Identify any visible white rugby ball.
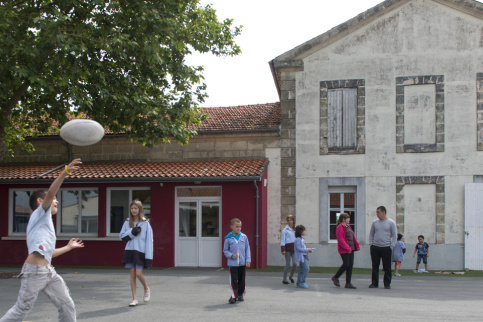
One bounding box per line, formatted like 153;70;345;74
60;119;105;146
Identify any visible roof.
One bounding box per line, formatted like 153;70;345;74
193;103;281;133
36;102;281;137
0;159;269;183
269;0;483;97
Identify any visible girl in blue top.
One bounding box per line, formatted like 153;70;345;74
294;225;313;288
280;214;296;284
120;200;153;306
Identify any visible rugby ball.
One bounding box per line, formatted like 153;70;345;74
60;119;105;146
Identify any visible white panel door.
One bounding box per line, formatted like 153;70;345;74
176;200;221;267
464;183;483;270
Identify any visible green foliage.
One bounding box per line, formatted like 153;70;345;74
0;0;241;158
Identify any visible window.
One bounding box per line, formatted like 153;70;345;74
58;189;99;235
320;79;365;155
107;188;150;234
328;88;357;149
328;192;356;242
10;190;32;234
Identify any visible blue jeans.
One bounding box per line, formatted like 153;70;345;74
283;251;296;280
297;260;309;285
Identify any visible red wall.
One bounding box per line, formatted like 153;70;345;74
0;177;268;268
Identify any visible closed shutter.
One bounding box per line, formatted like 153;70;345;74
328;88;357;148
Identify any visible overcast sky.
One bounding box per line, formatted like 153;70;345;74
187;0;482;108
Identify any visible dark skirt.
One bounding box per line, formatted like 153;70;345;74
122;250;152;268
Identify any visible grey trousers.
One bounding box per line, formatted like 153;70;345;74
283;251;296;280
0;263;76;322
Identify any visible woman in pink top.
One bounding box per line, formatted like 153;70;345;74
331;213;360;289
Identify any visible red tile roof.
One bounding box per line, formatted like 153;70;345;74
37;103;281;137
193;103;281;132
0;159;269;183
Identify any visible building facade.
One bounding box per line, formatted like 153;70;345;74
268;0;483;270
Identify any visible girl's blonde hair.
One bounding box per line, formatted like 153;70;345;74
286;214;295;227
129;200;144;228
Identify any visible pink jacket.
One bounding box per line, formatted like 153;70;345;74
336;224;360;254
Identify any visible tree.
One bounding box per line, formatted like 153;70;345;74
0;0;241;159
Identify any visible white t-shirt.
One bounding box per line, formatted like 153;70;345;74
26;204;56;263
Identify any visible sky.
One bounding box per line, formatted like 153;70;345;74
188;0;483;108
186;0;388;107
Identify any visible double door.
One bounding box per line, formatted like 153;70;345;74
175;198;221;267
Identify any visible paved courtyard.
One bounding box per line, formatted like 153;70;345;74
0;267;480;321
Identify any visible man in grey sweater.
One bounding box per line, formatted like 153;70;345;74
369;206;397;289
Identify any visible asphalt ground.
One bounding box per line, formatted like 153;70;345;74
0;267;481;322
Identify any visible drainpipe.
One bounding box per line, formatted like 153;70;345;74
253;180;259;269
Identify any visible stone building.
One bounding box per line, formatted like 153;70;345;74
268;0;483;270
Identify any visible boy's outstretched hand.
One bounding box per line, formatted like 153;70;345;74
66;158;82;175
67;238;84;250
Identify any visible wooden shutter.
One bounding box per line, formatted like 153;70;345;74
328;88;357;148
328;89;342;148
342;88;357;148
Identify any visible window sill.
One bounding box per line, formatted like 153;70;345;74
2;236;121;242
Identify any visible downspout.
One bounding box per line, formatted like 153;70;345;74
253;180;259;269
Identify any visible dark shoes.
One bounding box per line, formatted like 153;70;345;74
345;283;356;289
331;276;340;287
282;280;290;284
228;297;236;304
384;285;391;289
237;295;244;301
289;277;295;284
369;284;378;288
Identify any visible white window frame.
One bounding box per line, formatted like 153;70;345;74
328;186;356;244
57;187;99;237
106;187;150;237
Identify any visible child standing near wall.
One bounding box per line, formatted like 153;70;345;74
294;225;313;288
413;235;429;272
392;233;406;276
223;218;251;304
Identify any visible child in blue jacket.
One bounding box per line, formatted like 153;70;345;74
120;200;153;306
294;225;313;288
223;218;251;304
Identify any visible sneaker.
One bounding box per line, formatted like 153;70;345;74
282;280;290;284
289;277;295;284
144;288;150;302
395;273;401;277
345;283;356;289
237;295;244;301
129;299;138;306
296;283;308;288
331;276;340;287
369;284;378;288
228;297;236;304
384;285;391;289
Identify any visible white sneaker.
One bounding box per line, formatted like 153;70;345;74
395;273;401;277
144;288;150;302
129;299;138;306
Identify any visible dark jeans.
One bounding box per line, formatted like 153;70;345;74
334;252;354;283
229;266;246;299
370;245;392;287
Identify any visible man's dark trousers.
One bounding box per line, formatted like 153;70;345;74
370;245;392;287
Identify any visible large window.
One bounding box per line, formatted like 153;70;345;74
108;188;150;234
329;192;356;242
59;189;99;235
